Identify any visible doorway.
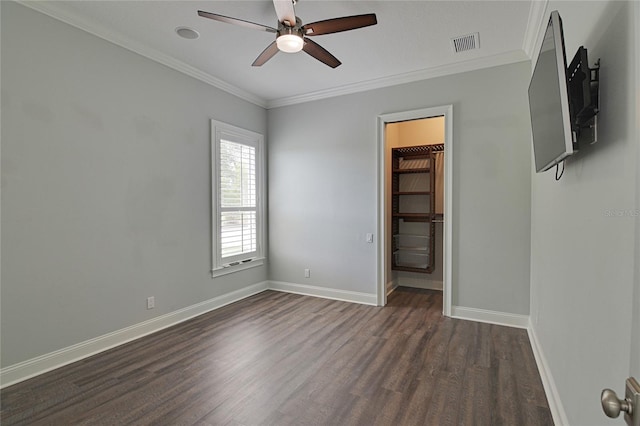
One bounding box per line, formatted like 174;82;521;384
377;105;453;315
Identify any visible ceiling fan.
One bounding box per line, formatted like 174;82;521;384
197;0;377;68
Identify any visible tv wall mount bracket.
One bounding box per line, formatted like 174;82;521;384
568;46;600;146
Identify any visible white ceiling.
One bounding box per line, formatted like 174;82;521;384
22;1;545;108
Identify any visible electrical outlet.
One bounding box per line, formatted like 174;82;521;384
304;268;310;278
147;296;155;310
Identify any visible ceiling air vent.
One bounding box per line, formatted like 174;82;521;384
451;32;479;53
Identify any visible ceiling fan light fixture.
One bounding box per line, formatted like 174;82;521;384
276;34;304;53
197;7;377;67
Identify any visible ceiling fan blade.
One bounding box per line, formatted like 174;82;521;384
273;0;296;26
252;41;280;67
198;10;277;33
303;14;377;36
302;38;341;68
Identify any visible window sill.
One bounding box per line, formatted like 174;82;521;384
211;257;265;278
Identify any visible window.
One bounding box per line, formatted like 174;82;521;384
211;120;265;277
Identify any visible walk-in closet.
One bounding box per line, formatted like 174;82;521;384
386;116;445;292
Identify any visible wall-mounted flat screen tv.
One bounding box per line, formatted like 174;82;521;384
528;10;575;173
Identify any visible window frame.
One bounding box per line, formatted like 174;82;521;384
210;120;265;278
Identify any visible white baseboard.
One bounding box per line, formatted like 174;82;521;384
268;280;378;306
396;275;443;291
0;282;545;397
0;280;376;388
450;307;566;425
0;281;269;389
450;305;529;329
527;320;569;426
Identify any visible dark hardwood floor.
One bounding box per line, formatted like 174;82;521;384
1;288;553;425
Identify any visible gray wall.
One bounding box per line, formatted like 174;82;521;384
1;2;268;367
268;61;533;314
529;1;638;425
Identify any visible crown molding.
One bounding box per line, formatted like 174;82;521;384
266;49;529;109
17;0;535;112
522;0;549;59
15;0;268;109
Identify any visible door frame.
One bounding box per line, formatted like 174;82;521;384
376;105;453;315
632;0;640;377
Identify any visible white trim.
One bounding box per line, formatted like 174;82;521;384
522;0;549;59
268;281;378;306
377;105;453;316
450;306;529;329
528;2;553;74
0;277;561;424
631;0;640;376
443;107;454;317
210;120;266;275
527;320;570;426
211;257;265;278
268;51;527;109
0;281;269;389
395;278;443;291
17;1;531;111
16;0;267;108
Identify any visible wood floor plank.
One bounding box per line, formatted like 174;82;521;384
1;288;553;425
459;366;492;425
392;376;438;425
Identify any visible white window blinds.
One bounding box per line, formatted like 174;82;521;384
219;140;257;259
211;120;265;277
